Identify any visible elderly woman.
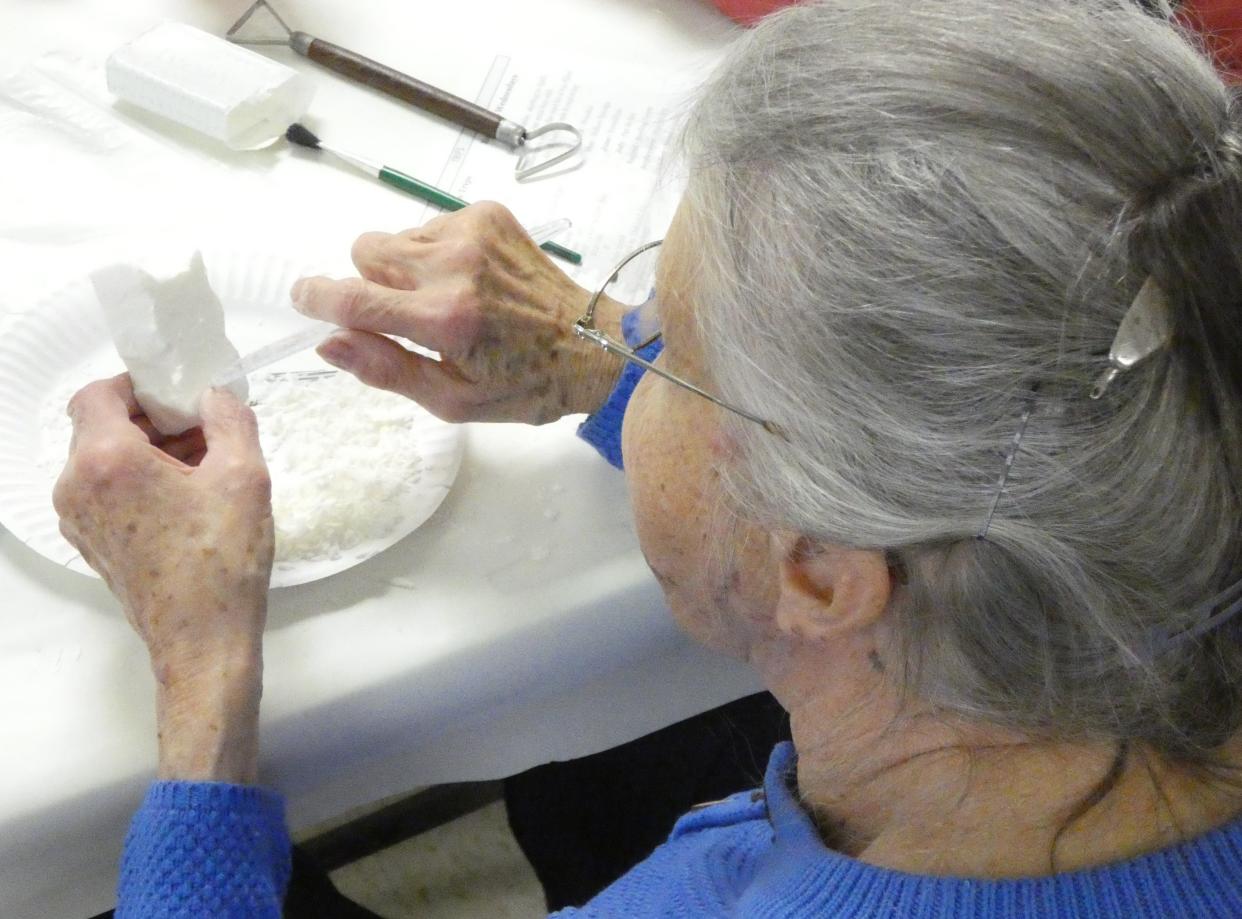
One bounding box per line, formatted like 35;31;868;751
54;0;1242;915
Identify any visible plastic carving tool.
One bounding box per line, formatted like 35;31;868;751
227;1;583;181
284;123;582;265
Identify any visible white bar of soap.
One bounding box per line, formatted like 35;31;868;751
106;22;314;150
90;252;248;436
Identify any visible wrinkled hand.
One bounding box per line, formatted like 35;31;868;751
53;375;273;781
291;202;625;425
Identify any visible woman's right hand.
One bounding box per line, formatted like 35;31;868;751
291;202;626;425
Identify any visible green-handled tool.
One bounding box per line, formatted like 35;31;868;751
285;123;582;265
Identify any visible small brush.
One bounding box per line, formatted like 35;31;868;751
285;123;582;265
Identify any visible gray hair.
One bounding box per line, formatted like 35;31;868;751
683;0;1242;758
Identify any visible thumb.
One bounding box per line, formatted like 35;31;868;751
319;329;470;421
199;387;264;469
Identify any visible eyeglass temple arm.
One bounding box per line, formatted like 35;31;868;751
580;239;664;327
574;324;773;431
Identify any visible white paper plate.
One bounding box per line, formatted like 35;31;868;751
0;246;463;589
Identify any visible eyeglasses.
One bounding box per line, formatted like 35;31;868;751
572;240;776;433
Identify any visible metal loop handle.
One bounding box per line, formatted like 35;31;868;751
515;123;584;181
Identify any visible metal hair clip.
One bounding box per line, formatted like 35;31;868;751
1147;575;1242;658
1090;277;1173;399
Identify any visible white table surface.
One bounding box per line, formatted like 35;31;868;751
0;2;761;916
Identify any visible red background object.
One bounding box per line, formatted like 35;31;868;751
1179;0;1242;81
708;0;796;26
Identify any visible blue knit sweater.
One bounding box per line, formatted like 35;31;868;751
114;323;1242;916
118;742;1242;917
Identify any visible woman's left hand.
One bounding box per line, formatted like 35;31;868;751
53;375;274;782
291;202;626;425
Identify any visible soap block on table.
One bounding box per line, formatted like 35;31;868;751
90;251;248;435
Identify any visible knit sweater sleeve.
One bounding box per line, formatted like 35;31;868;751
116;780;291;918
576;309;664;470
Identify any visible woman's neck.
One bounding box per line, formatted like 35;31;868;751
755;630;1242;879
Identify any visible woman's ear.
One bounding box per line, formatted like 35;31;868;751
772;534;891;642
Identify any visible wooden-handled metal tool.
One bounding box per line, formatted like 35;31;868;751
226;0;582;180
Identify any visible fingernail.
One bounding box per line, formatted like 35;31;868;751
290;279;307;311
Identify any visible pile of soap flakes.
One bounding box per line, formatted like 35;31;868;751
40;370;424;564
253;372;422;562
